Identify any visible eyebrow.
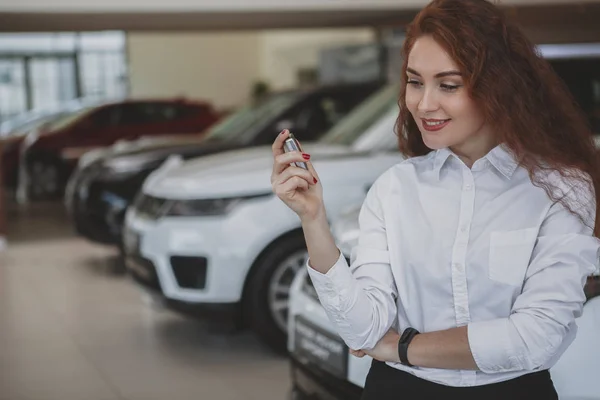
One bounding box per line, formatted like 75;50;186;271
406;67;462;78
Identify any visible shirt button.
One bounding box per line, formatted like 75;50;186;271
460;225;468;232
464;184;473;191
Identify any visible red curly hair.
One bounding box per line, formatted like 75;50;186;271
397;0;600;236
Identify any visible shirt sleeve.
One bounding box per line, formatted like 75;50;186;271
468;181;600;373
306;171;398;351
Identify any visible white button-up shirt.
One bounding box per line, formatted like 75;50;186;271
307;144;600;387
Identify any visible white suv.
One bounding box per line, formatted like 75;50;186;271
122;85;404;352
288;205;600;399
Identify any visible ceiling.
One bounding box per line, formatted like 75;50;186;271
0;2;599;44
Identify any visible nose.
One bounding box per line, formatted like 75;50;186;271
417;87;439;114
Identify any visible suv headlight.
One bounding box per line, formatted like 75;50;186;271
165;193;272;217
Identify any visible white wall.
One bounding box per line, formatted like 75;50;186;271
127;29;375;109
127;32;261;109
258;28;375;90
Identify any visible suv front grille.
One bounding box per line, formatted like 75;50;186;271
170;256;208;289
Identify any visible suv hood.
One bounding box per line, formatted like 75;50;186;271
104;136;213;160
144;144;398;199
98;139;248;175
79;134;206;169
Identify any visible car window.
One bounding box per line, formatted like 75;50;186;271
115;104;140;125
115;102;204;125
203;91;301;142
292;95;353;140
176;104;209;118
151;103;180;121
319;84;399;146
87;105;121;128
116;103;154;125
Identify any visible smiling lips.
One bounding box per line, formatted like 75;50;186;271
421;118;451;131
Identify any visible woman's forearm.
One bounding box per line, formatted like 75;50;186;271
364;326;478;370
301;208;340;274
408;326;478;370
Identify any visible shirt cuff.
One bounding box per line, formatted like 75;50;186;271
306;250;353;307
468;318;521;373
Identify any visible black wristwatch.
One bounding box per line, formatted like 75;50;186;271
398;327;420;367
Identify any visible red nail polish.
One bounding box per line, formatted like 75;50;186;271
302;153;310;160
313;178;318;184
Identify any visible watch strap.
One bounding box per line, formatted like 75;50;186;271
397;327;420;367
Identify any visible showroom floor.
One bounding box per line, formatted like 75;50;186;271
0;201;290;400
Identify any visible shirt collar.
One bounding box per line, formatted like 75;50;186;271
433;147;453;179
486;144;519;179
433;144;519;181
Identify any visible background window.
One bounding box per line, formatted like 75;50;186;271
0;31;128;125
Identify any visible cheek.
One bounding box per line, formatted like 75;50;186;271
445;94;478;120
405;90;420;114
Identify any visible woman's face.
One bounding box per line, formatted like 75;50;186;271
405;35;494;158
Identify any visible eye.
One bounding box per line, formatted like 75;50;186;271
440;83;461;92
407;79;422;87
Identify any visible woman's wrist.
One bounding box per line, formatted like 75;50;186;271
300;205;328;226
300;206;340;274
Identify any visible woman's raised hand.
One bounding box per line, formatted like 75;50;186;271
271;130;324;222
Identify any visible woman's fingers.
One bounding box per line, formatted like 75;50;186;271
271;129;290;158
305;158;320;183
276;166;317;187
275;176;310;199
349;349;366;358
272;151;312;176
271;131;317;204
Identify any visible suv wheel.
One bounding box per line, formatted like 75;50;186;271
246;233;308;353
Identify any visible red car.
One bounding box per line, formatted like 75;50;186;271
1;98;220;200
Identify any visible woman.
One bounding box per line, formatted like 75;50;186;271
271;0;600;398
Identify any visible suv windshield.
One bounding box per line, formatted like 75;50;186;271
319;84;399;146
203;91;302;143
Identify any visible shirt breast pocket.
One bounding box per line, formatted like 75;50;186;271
488;228;538;286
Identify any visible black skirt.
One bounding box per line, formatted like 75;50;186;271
361;360;558;400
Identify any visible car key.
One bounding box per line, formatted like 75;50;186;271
283;132;308;170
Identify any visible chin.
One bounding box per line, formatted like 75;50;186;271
420;133;448;150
